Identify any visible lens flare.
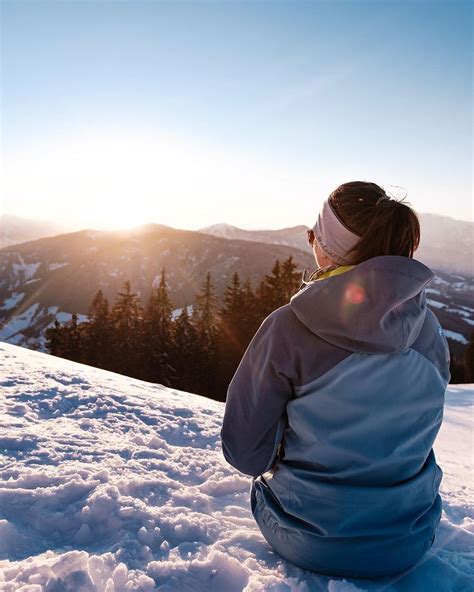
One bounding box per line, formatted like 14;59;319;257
344;282;365;305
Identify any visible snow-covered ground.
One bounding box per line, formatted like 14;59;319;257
0;343;472;592
0;292;25;312
442;330;469;345
0;305;89;351
0;304;41;344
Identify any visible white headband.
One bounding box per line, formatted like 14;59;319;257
312;199;360;265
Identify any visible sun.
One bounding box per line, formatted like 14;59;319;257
4;126;183;230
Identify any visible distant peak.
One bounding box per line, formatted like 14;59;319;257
131;222;176;232
199;223;241;232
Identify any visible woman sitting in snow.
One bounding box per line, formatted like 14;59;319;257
221;180;450;579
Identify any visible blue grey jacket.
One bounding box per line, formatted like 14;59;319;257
221;255;450;578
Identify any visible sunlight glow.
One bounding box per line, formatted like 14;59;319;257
3;125;330;231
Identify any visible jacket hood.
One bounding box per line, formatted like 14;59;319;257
290;255;434;354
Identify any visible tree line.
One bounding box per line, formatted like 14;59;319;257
449;344;474;384
45;254;474;399
45;256;302;401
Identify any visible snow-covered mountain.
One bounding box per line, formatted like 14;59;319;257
0;343;472;591
198;223;309;252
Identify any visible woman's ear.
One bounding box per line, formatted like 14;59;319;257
314;242;335;268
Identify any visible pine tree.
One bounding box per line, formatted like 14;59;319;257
45;319;65;357
241;277;260;341
255;278;271;319
110;280;143;378
172;305;200;392
66;313;84;362
463;331;474;382
450;355;466;384
192;272;220;397
220;272;244;335
142;268;175;385
216;272;247;396
265;259;282;309
281;255;301;302
84;290;112;369
254;257;300;322
193;272;219;330
255;259;283;318
46;314;85;362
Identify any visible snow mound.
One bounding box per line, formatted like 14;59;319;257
0;343;472;591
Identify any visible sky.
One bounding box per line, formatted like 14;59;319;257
1;0;472;231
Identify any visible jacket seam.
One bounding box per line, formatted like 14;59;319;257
294;346;447;397
408;347;449;387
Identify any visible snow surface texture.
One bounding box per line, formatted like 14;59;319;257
0;343;472;592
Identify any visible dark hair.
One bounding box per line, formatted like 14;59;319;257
329;181;420;264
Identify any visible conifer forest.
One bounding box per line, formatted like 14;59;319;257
45;256;302;401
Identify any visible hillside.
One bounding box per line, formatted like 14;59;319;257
0;343;472;591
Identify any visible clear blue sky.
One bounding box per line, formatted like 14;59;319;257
1;0;472;230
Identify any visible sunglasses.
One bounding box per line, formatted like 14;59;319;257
307;228;315;246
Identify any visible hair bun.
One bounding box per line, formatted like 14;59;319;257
328;181;419;260
375;195;390;206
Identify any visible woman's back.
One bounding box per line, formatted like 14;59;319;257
222;255;450;578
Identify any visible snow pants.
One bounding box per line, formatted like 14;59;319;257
250;475;437;579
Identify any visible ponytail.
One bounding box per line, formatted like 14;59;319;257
329;181;420;264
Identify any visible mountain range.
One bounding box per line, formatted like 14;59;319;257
199;213;473;278
0;214;472;358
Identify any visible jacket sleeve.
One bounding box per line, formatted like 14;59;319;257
220;309;295;477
